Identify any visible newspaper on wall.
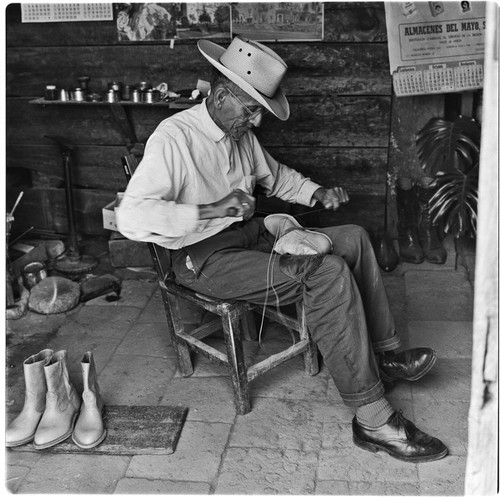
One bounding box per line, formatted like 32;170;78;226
385;2;486;96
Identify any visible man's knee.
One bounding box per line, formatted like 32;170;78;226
279;253;350;283
344;224;370;246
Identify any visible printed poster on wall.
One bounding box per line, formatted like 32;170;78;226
385;1;486;96
115;3;230;42
231;2;323;42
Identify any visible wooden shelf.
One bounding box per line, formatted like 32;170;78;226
29;97;197;109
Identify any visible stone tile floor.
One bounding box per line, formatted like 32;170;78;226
5;238;474;494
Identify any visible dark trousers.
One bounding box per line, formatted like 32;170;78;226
171;218;400;407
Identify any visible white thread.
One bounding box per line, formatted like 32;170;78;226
258;217;297;354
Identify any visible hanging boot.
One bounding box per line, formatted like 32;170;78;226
72;351;107;449
416;177;447;264
6;349;53;447
33;350;81;450
396;177;424;263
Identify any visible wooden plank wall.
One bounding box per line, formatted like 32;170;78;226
6;2;391;237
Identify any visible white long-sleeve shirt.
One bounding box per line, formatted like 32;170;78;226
116;99;321;249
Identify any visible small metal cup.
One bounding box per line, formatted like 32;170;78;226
22;262;47;290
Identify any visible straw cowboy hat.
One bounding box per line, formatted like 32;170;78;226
198;36;290;121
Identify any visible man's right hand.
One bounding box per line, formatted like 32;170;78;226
199;189;256;220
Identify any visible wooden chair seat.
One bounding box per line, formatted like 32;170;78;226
121;154;319;414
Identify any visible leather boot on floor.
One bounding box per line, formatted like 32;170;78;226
396;177;424;263
370;229;399;272
416;177;447;264
72;351;107;449
34;350;81;450
6;349;53;447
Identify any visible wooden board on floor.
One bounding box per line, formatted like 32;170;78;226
9;405;188;456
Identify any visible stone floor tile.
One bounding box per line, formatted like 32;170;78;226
137;289;165;322
215;447;317;494
249;355;329;402
59;306;141;340
408;321;473;358
125;421;231;482
15;454;130;493
412;400;469;456
5;452;42;493
230;398;329;452
159;376;238;422
405;269;473;322
419;479;465;495
99;354;177;405
417;455;466;491
85;279;156;308
314;480;351;495
411;358;471;402
316;480;421;495
46;335;122;378
318;447;419;483
113;477;211;494
115;321;175;357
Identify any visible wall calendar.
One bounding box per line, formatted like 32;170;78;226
385;2;486;96
21;4;113;23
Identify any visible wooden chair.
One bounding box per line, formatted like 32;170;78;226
121;154;319;414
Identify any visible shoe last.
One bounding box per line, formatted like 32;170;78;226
264;213;332;255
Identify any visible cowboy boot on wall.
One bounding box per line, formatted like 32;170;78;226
396;177;424;264
6;349;53;447
416;177;447;265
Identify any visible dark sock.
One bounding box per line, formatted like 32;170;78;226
356;397;394;428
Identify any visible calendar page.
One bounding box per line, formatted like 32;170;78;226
385;2;486;96
21;4;113;23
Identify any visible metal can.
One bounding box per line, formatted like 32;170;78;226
142;89;154;103
106;89;118;103
131;89;141;103
71;87;85;101
22;262;47;290
59;89;68;101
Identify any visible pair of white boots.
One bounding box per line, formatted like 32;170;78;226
6;349;106;450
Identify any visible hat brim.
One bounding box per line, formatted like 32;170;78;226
198;39;290;121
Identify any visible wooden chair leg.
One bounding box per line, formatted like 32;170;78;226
241;310;258;341
296;302;319;376
221;308;251;415
165;292;194;377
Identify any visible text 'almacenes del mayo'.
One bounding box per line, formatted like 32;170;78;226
404;20;486;37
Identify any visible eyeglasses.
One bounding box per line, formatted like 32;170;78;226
225;87;267;121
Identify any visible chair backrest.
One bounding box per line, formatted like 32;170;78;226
120;154;173;281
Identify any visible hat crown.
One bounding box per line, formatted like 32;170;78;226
219;37;287;98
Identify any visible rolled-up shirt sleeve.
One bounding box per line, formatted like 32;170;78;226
116;131;200;243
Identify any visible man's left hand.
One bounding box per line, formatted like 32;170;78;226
313;187;350;211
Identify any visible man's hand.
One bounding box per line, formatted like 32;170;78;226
199;189;256;220
313;187;349;211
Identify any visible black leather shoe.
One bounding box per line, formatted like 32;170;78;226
353;411;448;462
379;347;436;383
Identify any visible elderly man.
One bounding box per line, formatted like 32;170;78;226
117;36;448;462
